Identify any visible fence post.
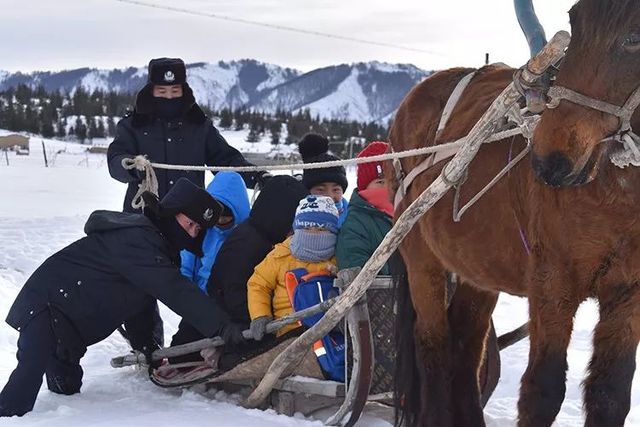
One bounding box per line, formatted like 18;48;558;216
3;149;8;166
42;140;48;167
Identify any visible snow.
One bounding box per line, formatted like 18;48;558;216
298;68;371;123
1;131;640;426
188;63;245;111
80;70;116;94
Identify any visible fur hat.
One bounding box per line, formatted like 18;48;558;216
356;141;389;191
147;57;187;85
298;133;348;191
293;195;339;234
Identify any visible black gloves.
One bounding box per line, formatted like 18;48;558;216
219;322;248;351
257;172;273;188
141;342;162;368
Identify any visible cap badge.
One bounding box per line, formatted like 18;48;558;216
203;208;214;221
164;71;175;83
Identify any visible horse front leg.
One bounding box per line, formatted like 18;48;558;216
402;237;453;427
448;281;498;427
518;265;580;427
584;282;640;427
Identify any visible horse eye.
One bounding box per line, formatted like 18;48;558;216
623;32;640;52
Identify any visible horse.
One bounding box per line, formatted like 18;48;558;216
390;1;640;426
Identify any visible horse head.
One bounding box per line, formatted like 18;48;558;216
532;0;640;187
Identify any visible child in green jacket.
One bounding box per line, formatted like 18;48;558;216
336;141;393;274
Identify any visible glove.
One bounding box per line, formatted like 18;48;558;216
138;342;162;369
219;322;248;351
250;316;273;341
257;172;273;188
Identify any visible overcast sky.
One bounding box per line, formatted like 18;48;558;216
1;0;577;73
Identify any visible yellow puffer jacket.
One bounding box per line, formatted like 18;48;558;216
247;236;336;336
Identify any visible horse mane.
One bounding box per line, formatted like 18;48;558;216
570;0;640;48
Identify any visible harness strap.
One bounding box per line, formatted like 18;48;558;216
393;144;460;209
547;84;640;133
393;72;477;209
436;71;477;140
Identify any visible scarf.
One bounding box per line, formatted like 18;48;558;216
153;97;186;119
290;229;337;262
359;187;394;217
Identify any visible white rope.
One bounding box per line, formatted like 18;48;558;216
122;128;525;174
122;155;159;209
118;128;525;210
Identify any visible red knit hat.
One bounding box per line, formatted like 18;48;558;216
356;141;389;191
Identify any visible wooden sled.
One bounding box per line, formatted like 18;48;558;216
133;274;521;426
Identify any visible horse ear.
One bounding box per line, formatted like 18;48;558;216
298;133;329;161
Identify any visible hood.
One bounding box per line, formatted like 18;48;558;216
249;175;309;245
84;210;156;235
207;171;250;230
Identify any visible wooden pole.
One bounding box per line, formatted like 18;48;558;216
3;149;8;166
243;31;571;409
42;140;48;168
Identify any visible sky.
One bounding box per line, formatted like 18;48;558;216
0;0;578;73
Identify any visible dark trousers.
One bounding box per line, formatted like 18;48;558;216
0;310;83;417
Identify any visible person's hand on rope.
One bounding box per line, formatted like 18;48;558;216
257;172;273;188
219;322;248;350
249;315;273;341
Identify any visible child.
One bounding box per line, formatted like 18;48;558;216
180;171;250;293
247;195;339;340
298;133;349;227
336;141;393;274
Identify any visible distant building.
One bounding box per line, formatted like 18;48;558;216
0;134;29;155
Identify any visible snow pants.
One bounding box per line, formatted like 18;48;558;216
0;309;83;417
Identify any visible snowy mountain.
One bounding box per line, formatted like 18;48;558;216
0;60;431;122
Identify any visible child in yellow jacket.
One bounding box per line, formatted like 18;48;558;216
247;195;339;339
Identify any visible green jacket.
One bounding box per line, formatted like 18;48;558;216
336;190;393;275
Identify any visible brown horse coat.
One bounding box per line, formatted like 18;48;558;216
390;50;640;427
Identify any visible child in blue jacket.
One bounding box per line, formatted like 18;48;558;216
180;171;250;293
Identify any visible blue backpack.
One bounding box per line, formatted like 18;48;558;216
285;268;345;382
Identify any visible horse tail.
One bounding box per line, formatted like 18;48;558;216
391;252;420;427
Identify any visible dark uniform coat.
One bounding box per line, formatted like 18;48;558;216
6;210;231;357
107;88;258;213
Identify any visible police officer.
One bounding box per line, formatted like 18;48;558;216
0;179;247;417
107;57;269;346
107;57;266;213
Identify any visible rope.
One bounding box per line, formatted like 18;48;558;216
119;128;525;210
122;155;159;209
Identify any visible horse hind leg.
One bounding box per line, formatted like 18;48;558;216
518;266;581;427
400;234;453;427
584;282;640;427
447;280;498;427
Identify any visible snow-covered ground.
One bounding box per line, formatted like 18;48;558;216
1;134;640;426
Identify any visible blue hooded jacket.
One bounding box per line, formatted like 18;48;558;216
180;171;250;293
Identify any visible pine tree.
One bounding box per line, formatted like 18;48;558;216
56;118;67;138
106;116;116;137
269;121;281;146
87;116;99;141
75;117;87;143
246;122;260;143
219;108;233;129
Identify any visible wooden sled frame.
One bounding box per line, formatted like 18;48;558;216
200;274;525;426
